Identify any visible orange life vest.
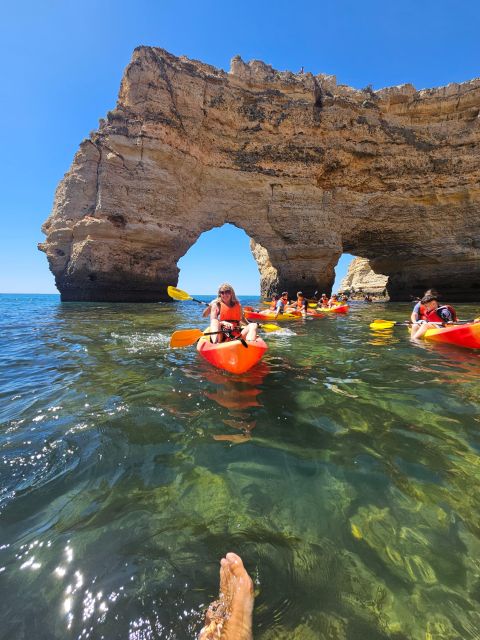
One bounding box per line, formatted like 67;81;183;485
218;301;242;323
418;304;428;320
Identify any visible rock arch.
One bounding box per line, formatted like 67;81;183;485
40;46;480;301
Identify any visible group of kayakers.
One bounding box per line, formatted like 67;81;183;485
202;282;475;347
202;284;349;344
266;290;347;318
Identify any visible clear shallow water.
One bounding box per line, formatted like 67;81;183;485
1;293;480;639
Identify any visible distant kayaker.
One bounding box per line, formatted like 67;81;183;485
286;291;307;316
410;292;457;340
327;293;339;308
317;293;329;308
268;293;280;310
209;283;258;343
274;291;289;318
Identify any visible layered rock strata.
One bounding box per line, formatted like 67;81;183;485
40;47;480;301
340;257;388;296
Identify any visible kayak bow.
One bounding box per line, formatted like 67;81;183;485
197;329;268;373
412;322;480;350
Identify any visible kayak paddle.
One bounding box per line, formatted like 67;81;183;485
167;286;209;307
170;322;281;348
370;319;476;331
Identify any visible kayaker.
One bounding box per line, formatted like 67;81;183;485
317;293;329;308
274;291;289;318
410;288;438;323
286;291;307;316
327;293;339;308
410;293;457;340
268;293;280;310
209;283;258;344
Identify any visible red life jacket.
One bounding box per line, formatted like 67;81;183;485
425;304;457;323
218;301;242;323
294;299;305;310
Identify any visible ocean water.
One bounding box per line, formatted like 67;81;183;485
1;293;480;640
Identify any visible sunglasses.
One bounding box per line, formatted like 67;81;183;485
220;290;232;294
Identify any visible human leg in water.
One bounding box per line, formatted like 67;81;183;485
198;552;254;640
410;321;435;340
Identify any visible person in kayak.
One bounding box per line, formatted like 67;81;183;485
327;293;339;307
410;292;457;340
198;552;253;640
317;293;329;308
273;291;289;318
410;288;439;323
268;293;280;310
209;283;258;344
286;291;307;316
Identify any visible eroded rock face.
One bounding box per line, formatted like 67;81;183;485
39;47;480;301
340;257;388;296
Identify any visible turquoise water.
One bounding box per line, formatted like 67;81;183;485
1;293;480;639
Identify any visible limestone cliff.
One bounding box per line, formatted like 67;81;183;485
39;47;480;301
340;257;388;296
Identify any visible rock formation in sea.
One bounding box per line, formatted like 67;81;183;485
340;257;389;297
39;47;480;301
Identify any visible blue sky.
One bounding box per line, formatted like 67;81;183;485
1;1;479;295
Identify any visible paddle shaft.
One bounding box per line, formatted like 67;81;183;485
372;319;474;328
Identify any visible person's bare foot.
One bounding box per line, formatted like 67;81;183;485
199;552;254;640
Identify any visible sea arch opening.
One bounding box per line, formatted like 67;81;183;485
177;223;263;296
334;252;389;300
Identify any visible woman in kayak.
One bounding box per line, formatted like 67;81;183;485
209;283;258;344
410;292;457;340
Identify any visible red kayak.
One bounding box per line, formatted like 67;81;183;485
196;331;268;374
316;304;349;314
417;322;480;350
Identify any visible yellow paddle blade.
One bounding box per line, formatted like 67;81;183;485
260;323;281;332
370;320;395;330
167;286;193;301
170;328;203;348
